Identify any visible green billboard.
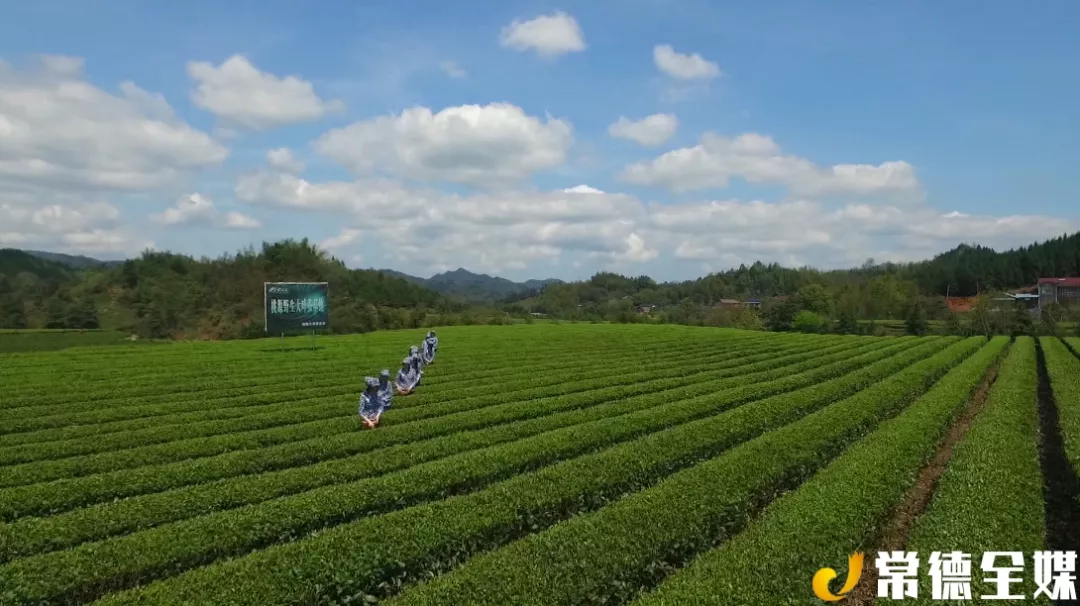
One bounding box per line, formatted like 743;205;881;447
263;282;329;333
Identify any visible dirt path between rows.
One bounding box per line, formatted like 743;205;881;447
841;351;1002;606
1035;339;1080;606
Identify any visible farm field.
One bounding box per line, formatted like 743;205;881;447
0;324;1077;605
0;330;139;354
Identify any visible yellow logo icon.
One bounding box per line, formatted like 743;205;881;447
813;552;865;601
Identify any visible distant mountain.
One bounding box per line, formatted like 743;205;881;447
13;248;559;303
0;249;81;282
379;269;426;285
377;267;562;302
23;250;124;269
3;239;462;337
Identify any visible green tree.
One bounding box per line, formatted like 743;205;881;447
793;310;826;333
968;293;993;339
1011;302;1034;337
836;309;859;334
729;306;764;331
794;284;832;316
763;299;797;332
44;295;68;329
702;307;732;328
671;298;700;325
65;297;99;329
944;313;965;336
905;300;929;336
0;293;27;328
1039;302;1064;336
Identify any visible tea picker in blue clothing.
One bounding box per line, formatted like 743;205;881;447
395;357;420;395
358;377;384;429
377;369;393;409
421;331;437;365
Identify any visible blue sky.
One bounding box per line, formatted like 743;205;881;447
2;0;1078;282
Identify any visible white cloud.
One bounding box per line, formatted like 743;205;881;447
0;192;152;255
653;45;721;80
608;114;679;147
236;171;647;273
614;232;659;263
151;193;215;226
320;228;363;250
645;198;1078;270
562;184;605;194
499;11;586;57
314;103;573;188
187;55;344;130
0;55;228;192
439;61;467;79
236;163;1076;276
620;132;920;198
223;211;261;230
0;54;230;256
151;193;261;230
266;147;305;173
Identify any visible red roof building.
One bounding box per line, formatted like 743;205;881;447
1037;277;1080;287
1037;277;1080;309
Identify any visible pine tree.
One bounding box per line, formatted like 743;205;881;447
905;300;929;336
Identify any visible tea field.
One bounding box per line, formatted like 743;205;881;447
0;324;1077;605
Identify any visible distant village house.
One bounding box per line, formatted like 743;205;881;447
712;299;761;311
946;277;1079;315
1037;277;1080;312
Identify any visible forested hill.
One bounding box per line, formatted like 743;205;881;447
0;240;471;338
381;267;562;302
2;230;1079;337
504;231;1080;323
20;250;125;270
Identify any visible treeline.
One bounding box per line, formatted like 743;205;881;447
506;232;1080;313
3;230;1079;340
905;233;1080;295
0;240;512;339
510;280;1078;338
500;231;1080;336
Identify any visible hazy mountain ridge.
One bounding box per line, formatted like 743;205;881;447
23;250;125;270
18;250;560;303
378;267;563;302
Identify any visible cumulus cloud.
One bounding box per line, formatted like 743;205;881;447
0;54;232;255
236;161;1075;276
236;170;649;273
151;193;261;230
0;192;152;255
608;114;679;147
223;211;261;230
266;147;305;174
3;54;1065;275
320;228;363;250
645;198;1077;270
313;103;573;187
620;132;920;198
187;55;344;130
499;11;586;57
615;232;659;263
562;184;605;194
0;55;228;192
653;45;721;80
